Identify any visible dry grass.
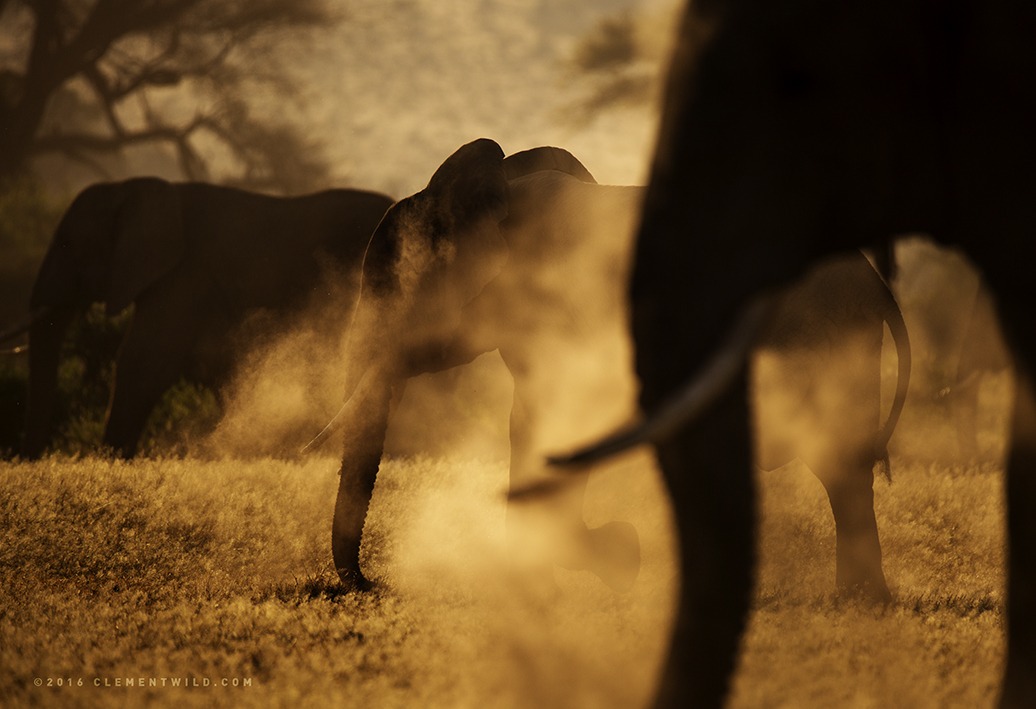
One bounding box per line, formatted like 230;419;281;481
0;445;1007;708
735;460;1004;709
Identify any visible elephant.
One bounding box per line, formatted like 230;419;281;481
323;138;909;602
323;140;644;593
947;284;1011;459
750;249;909;602
551;0;1036;706
22;178;394;458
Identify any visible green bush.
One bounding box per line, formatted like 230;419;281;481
53;305;222;456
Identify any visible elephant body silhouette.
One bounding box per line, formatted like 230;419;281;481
326;141;643;593
752;250;909;601
327;139;909;603
562;0;1036;706
23;178;393;458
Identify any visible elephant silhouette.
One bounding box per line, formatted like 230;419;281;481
22;178;393;458
552;0;1036;706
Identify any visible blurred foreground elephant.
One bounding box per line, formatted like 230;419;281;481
22;178;393;458
321;139;908;601
555;0;1036;706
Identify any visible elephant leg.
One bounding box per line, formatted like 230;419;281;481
332;461;379;592
1001;374;1036;708
814;456;890;602
655;375;755;707
953;372;982;461
809;327;891;601
23;305;78;458
331;374;394;591
104;314;194;458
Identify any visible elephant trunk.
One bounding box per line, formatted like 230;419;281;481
23;305;75;458
330;366;396;589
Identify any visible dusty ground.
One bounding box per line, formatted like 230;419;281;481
0;423;1009;708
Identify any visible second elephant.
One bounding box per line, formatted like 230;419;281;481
24;178;394;458
327;138;909;600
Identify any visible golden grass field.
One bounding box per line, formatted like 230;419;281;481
0;412;1010;709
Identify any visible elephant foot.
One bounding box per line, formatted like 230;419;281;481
335;565;374;593
584;521;642;594
835;575;892;605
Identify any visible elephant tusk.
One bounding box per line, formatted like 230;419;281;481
546;296;775;468
299;366;386;456
0;307;50;345
299;403;347;455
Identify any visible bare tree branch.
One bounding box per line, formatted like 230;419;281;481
1;0;334;191
30;113;208;154
564;4;679;125
55;143;115;180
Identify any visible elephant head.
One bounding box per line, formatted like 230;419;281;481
23;178;184;458
552;1;1036;706
328;138;603;589
349;139;510;378
31;178;184;316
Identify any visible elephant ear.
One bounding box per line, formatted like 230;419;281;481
107;178;185;316
410;138;512;307
502;146;597;184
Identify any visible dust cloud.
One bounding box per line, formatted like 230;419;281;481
5;0;1022;705
367;452;676;708
193;164;678;705
179;250;349;457
298;0;669;194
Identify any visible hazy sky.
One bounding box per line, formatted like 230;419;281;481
286;0;669;196
2;0;672;195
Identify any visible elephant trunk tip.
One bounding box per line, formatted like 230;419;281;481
507;469;589;502
545;422;646;468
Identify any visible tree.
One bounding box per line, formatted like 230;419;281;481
565;4;680;124
0;0;334;193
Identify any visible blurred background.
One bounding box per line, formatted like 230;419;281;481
0;0;675;456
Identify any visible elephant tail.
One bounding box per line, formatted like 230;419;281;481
874;286;911;482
